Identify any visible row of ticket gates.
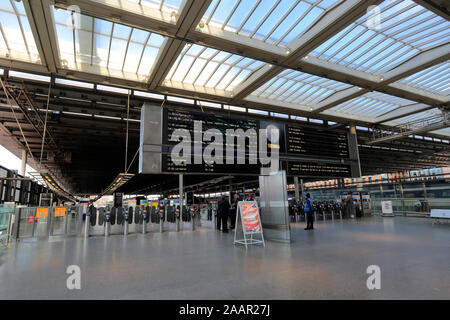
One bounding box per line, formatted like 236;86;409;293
288;199;367;221
86;200;218;236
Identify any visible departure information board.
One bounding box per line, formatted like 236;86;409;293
286;125;349;158
162;109;260;174
287;161;351;177
147;106;353;177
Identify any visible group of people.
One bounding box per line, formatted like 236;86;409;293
216;193;253;233
215;192;317;233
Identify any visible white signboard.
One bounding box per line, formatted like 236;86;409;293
430;209;450;219
381;201;393;215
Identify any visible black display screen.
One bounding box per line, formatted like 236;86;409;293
287;161;351;177
162;109;260;174
160;108;352;177
286;125;349;158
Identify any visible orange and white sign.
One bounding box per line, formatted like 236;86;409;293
36;207;48;218
240;202;262;234
54;207;66;217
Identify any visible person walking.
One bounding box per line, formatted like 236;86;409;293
304;193;315;230
217;195;230;233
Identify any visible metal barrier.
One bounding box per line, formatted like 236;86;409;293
0;205;15;246
370;198;450;217
12;206;84;239
6;203;206;241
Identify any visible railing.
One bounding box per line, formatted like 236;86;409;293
370;198;450;217
0;205;15;246
370;111;448;144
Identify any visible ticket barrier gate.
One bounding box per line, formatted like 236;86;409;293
207;207;213;221
182;206;191;222
12;206;84;240
159;204;165;233
85;205;139;237
189;206;199;231
212;207;217;228
141;206;148;234
175;205;181;231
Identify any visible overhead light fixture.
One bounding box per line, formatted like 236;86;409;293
304;55;308;59
286;49;291;55
94;173;135;201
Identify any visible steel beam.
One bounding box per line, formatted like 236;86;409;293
413;0;450;21
24;0;60;73
147;0;212;89
230;0;382;101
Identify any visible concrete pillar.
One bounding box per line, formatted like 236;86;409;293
20;149;27;176
293;176;300;222
294;176;300;201
300;178;305;202
179;174;183;231
228;177;233;204
348;125;362;178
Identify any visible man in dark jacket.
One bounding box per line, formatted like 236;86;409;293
230;193;242;229
304;193;315;230
217;195;231;232
346;192;355;218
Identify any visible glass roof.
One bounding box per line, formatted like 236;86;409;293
0;0;447;137
323;92;422;122
430;128;450;137
163;44;266;93
88;0;183;23
201;0;341;48
395;61;450;96
52;6;167;81
250;69;352;106
127;0;183;12
383;108;442;126
309;0;450;75
0;0;40;64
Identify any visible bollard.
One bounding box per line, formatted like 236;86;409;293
175;206;180;232
124;221;128;236
105;221;110;237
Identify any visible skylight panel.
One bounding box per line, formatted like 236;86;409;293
308;0;450;75
0;0;40;64
201;0;338;48
396;61;450;96
164;44;266;94
430;128;450;138
87;0;182;23
383;108;442;126
52;6;168;82
324;92;420;122
249;69;352;107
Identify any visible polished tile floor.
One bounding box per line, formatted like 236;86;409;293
0;216;449;299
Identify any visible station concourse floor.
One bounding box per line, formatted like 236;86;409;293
0;216;449;300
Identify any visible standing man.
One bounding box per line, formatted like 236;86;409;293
217;195;230;233
230;193;242;230
304;193;315;230
346;192;355;218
